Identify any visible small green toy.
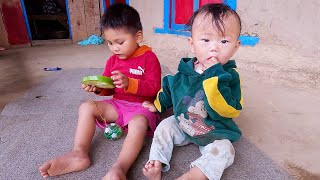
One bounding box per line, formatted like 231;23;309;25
104;123;123;140
82;75;115;89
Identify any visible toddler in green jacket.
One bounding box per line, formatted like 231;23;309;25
142;3;243;180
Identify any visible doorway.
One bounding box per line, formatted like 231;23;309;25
22;0;70;40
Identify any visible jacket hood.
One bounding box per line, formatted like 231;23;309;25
177;58;198;76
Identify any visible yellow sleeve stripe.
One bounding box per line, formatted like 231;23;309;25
203;77;241;118
240;89;244;106
154;88;163;112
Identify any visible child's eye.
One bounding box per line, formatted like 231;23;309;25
221;40;229;44
201;39;209;42
118;41;124;45
107;41;112;45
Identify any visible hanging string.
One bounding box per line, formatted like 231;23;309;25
85;92;107;126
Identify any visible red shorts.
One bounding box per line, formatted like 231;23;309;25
95;99;160;136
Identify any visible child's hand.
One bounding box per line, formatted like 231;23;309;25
82;84;102;93
111;70;128;89
142;101;157;112
202;57;220;71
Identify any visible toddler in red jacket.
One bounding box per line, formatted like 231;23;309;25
39;4;161;179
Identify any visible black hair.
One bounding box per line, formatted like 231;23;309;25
186;3;241;36
100;3;142;34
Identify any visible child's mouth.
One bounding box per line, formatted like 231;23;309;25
207;57;216;61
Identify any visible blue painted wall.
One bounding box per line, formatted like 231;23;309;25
155;0;259;46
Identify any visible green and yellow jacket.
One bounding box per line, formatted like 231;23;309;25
155;58;243;146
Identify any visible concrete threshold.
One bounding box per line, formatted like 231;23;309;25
31;39;73;46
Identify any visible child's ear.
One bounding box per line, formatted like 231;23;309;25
235;40;240;50
135;30;143;44
188;37;195;54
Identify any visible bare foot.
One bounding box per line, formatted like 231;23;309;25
143;160;162;180
38;150;90;178
102;163;126;180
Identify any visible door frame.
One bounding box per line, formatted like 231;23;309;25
102;0;130;12
19;0;73;42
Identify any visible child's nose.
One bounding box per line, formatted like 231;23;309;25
209;42;218;52
113;46;120;52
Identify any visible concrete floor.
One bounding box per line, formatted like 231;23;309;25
0;43;319;179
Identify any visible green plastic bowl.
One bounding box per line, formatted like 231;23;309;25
82;75;115;89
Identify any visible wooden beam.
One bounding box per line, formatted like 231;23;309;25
28;14;68;21
67;0;87;42
84;0;101;37
0;3;9;46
